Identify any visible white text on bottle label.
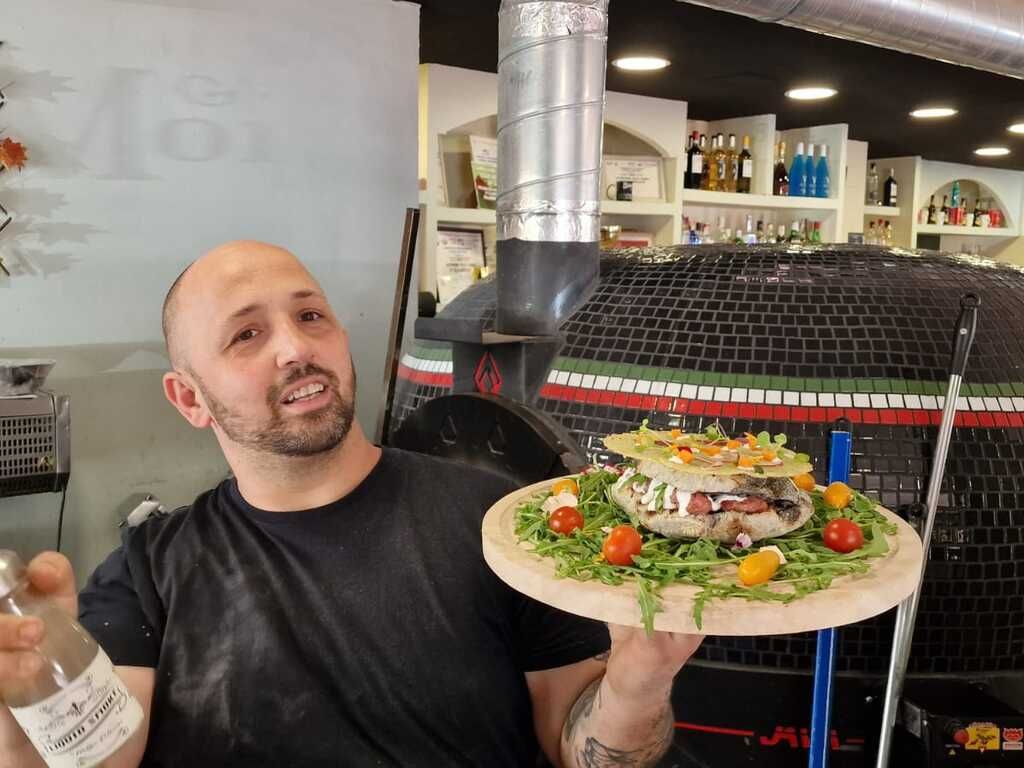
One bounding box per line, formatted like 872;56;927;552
9;649;143;768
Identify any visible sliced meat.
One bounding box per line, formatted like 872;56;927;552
686;493;712;515
719;497;769;514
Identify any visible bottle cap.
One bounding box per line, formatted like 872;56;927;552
0;550;27;600
820;145;828;158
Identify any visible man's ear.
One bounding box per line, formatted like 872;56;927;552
163;370;214;429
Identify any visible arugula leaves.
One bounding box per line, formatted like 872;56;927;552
514;468;896;635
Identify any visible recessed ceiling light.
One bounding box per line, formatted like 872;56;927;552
785;86;838;101
611;56;670;71
910;107;958;119
1008;123;1024;134
975;146;1011;157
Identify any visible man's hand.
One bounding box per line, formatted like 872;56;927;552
0;552;77;767
558;626;703;768
603;624;703;702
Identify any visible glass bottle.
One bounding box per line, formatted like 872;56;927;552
0;551;143;767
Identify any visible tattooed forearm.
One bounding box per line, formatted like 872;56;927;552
563;678;602;744
577;727;673;768
561;677;674;768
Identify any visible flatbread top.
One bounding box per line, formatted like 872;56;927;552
603;426;812;478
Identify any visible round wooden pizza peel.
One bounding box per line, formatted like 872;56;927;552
481;477;924;636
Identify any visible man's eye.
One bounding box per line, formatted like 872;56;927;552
234;329;259;343
300;310;323;322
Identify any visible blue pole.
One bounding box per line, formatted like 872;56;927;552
808;428;852;768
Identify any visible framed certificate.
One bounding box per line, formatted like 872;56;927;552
601;155;664;202
435;227;487;305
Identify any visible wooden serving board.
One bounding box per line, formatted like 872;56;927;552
481;478;924;636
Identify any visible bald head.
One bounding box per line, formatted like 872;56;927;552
162;240;321;369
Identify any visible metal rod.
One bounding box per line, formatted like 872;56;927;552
809;424;852;768
875;294;979;768
374;207;420;446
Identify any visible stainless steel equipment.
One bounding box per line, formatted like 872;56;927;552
0;393;70;499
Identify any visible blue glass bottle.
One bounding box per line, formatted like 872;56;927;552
790;142;806;197
815;144;830;198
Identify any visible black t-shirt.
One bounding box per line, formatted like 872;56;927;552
78;448;609;767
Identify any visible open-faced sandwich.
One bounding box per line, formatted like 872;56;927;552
604;424;814;543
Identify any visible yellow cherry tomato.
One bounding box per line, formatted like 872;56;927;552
738;550;781;586
823;481;853;510
701;444;723;457
792;473;816;492
551;478;579;497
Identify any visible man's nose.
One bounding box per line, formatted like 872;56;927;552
274;321;315;368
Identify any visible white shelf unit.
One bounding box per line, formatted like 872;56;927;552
867;156;1024;259
916;224;1018;237
864;206;902;217
682;189;840;210
682;116;848;242
418;63;687;298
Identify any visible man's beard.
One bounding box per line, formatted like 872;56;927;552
196;362;356;457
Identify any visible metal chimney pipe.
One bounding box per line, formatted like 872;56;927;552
495;0;609;336
675;0;1024;79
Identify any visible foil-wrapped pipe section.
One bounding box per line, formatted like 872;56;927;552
496;0;609;336
676;0;1024;79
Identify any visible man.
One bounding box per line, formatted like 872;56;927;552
0;241;702;767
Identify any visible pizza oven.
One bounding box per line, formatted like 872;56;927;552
390;241;1024;685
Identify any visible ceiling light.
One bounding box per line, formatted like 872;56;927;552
1008;123;1024;134
611;56;670;71
910;107;957;119
785;86;838;101
975;146;1011;157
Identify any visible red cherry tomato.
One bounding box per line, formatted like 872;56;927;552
602;524;643;566
548;506;584;536
823;519;864;553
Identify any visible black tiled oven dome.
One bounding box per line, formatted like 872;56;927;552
392;245;1024;675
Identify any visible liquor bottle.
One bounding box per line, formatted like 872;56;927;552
885;220;894;245
697;134;708;189
972;197;983;227
815;144;830;198
866;221;877;245
737;135;753;194
790;142;807;196
723;134;739;193
963;198;975;227
939;195;949;226
950;179;961;210
866;163;880;205
773;142;790;196
683;132;694;189
788;220;803;243
685;130;703;189
0;551;144;767
883;168;898;206
755;219;765;243
777;223;786;243
702;223;712;243
927;195;937;225
743;213;755;244
806;144;817;198
715;133;727;192
703;135;720;191
811;221;822;244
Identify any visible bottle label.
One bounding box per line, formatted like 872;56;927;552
692;156;702;174
9;649;143;768
742;160;753;178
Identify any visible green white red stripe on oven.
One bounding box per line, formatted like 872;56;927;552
398;351;1024;428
